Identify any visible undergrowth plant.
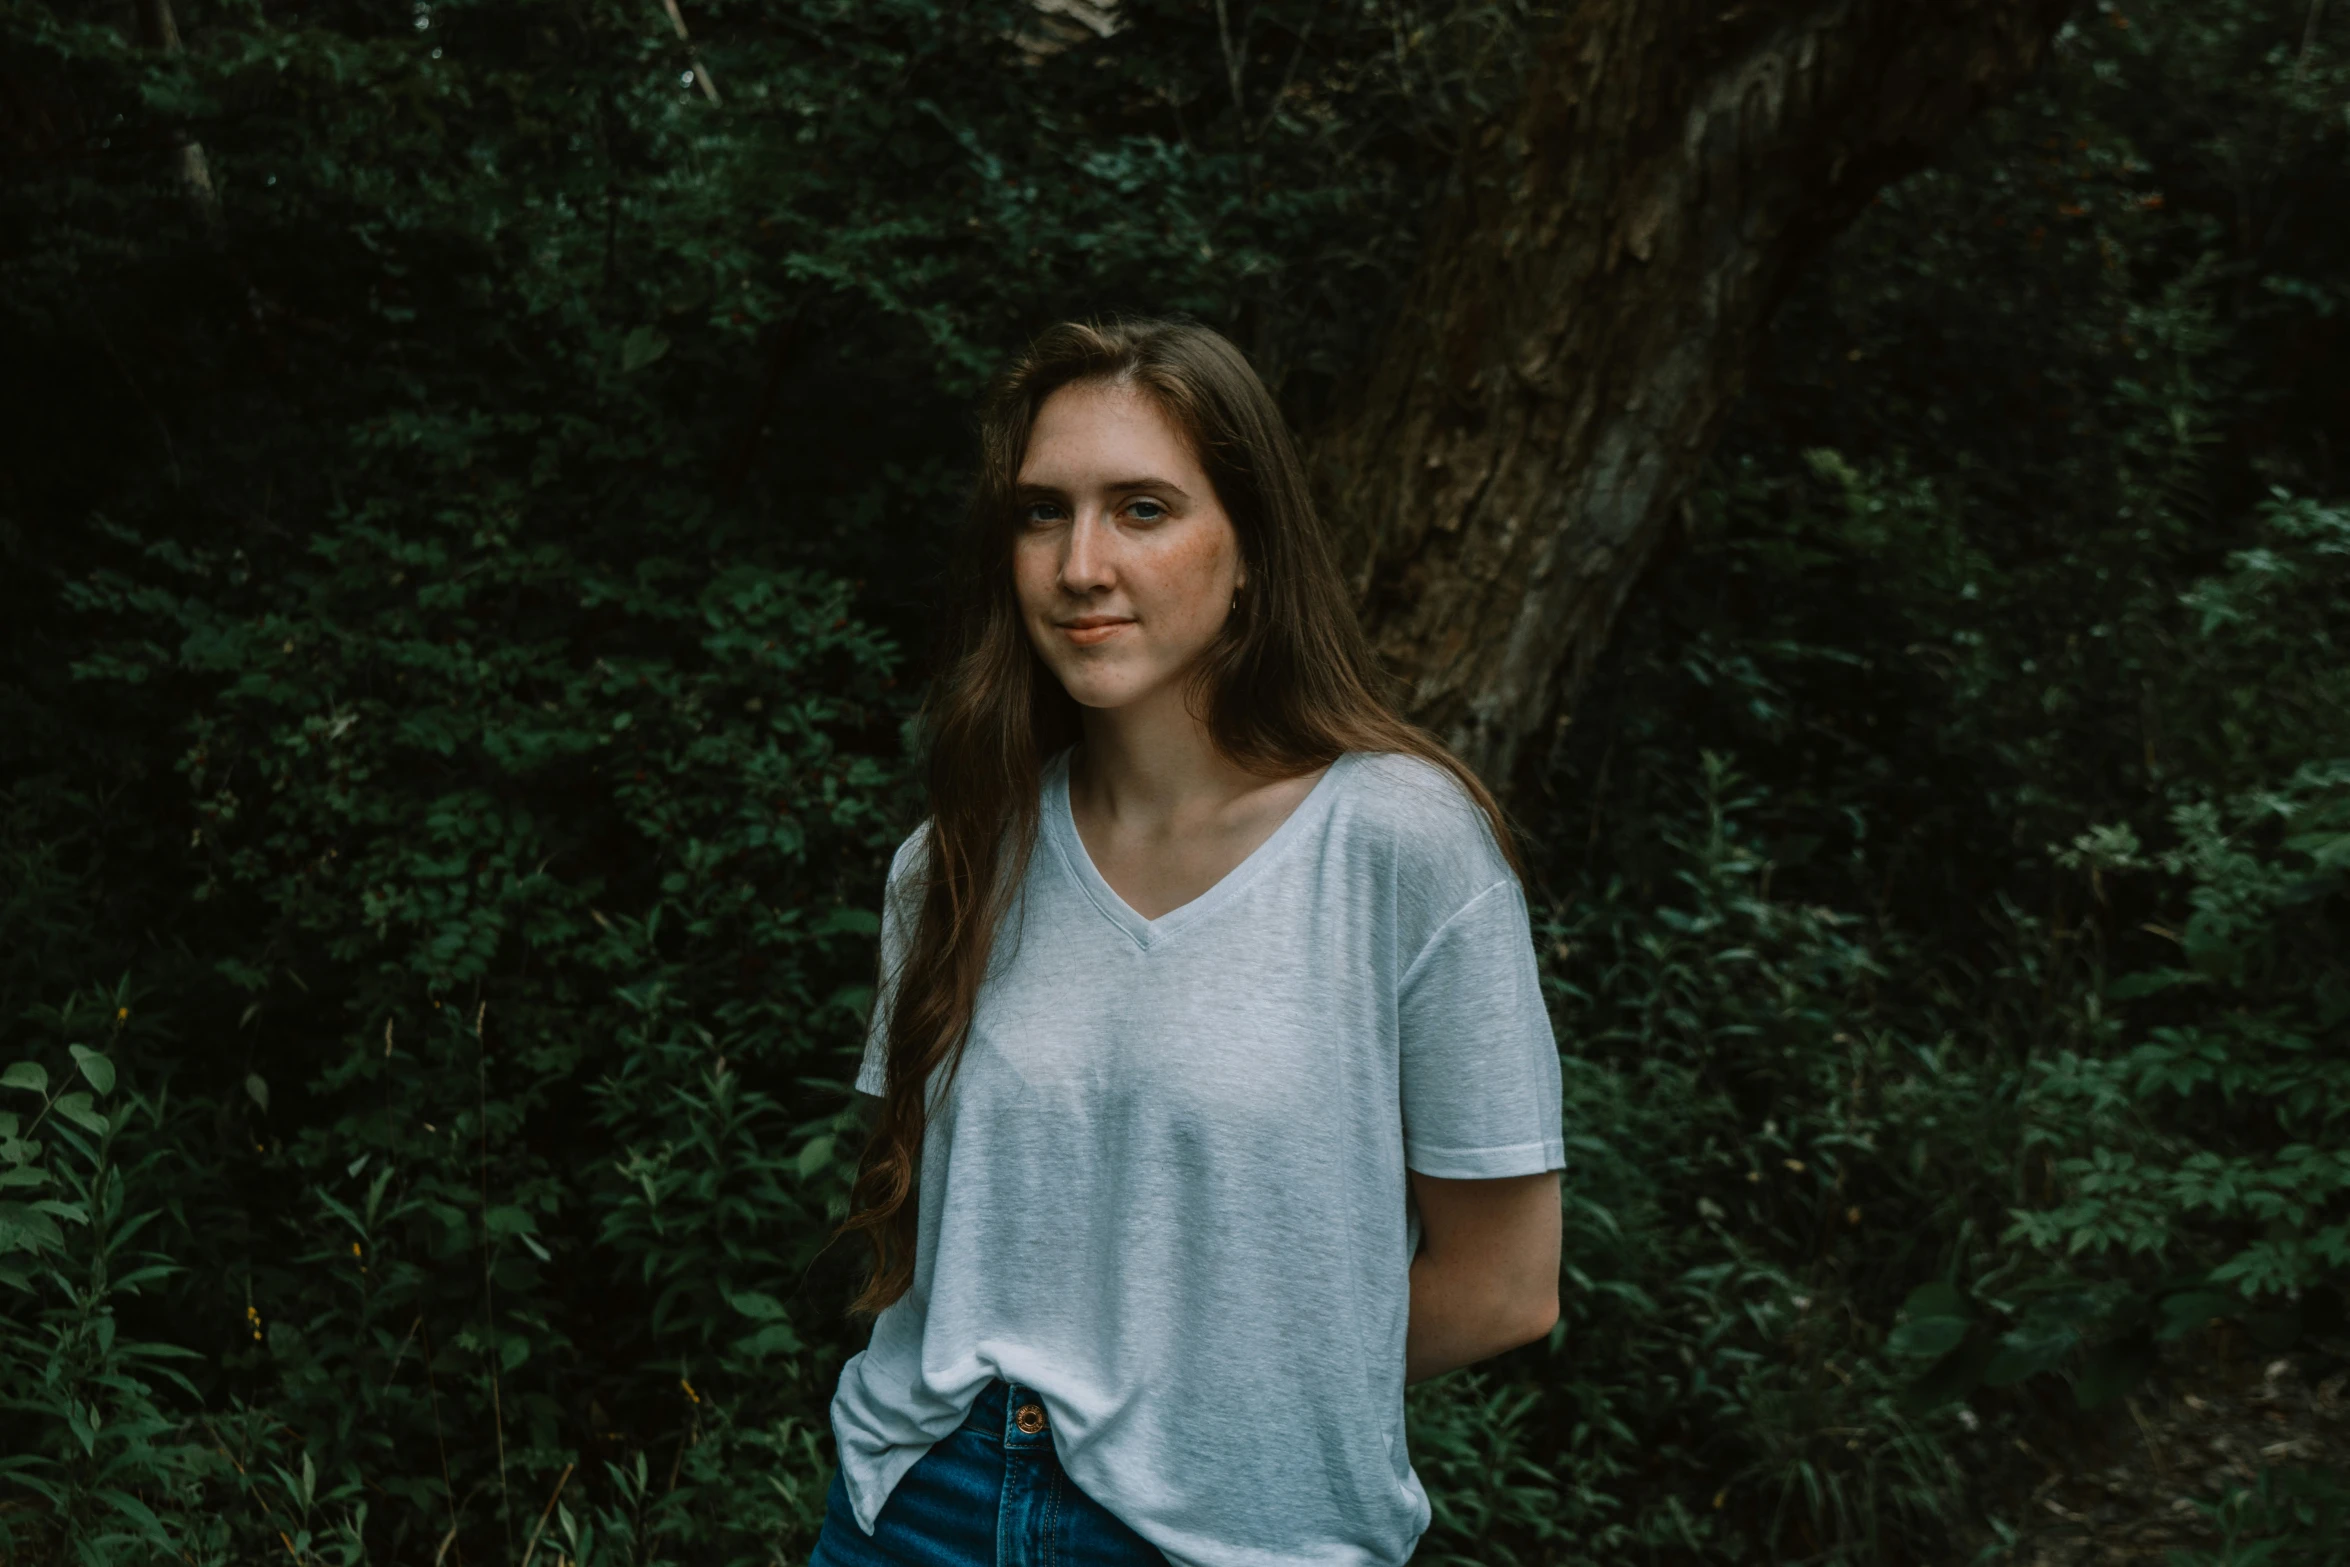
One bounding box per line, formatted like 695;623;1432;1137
0;990;208;1564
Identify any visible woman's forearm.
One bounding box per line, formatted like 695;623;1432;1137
1403;1246;1559;1384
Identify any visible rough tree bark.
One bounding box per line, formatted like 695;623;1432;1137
1316;0;2075;793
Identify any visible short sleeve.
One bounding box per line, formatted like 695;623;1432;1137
1396;877;1566;1178
855;826;929;1098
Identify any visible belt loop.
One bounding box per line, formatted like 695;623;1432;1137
964;1378;1012;1439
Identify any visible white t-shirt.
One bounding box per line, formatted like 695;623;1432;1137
829;747;1566;1567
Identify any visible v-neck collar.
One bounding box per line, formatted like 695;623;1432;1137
1043;748;1355;952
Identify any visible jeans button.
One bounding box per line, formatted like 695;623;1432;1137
1015;1402;1047;1435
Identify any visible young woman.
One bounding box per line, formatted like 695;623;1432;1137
812;318;1565;1567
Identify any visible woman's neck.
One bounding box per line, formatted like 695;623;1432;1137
1071;685;1256;827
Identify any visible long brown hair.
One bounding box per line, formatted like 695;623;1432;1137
840;316;1518;1315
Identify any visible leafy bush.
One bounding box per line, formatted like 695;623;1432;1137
0;1005;211;1564
1;0;1557;1558
2166;1466;2350;1567
1505;4;2350;1556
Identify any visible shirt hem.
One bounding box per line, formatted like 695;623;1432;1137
1402;1136;1567;1180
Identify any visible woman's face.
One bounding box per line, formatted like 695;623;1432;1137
1012;379;1244;713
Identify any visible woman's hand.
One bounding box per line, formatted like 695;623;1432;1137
1403;1169;1562;1384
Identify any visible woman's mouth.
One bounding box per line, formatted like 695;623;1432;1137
1058;616;1134;647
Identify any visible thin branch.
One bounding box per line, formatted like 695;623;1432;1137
419;1318;464;1566
518;1462;576;1567
1213;0;1247;120
2294;0;2326;81
661;0;722;105
474;996;513;1557
379;1313;421;1394
1256;17;1312;143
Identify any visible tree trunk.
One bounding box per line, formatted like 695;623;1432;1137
1318;0;2074;793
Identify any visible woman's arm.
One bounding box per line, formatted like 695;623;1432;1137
1404;1169;1562;1384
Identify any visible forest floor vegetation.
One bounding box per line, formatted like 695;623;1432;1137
1966;1335;2349;1565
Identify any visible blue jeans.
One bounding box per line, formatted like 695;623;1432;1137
810;1380;1171;1566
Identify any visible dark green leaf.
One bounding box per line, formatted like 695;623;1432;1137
732;1323;803;1358
620;327;671;373
68;1046;116;1096
1983;1324;2079;1388
2157;1291;2237;1342
2107;968;2197;1001
51;1093;107;1135
1898;1335;1995;1417
0;1202;64;1254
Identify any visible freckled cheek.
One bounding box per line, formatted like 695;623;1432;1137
1136;529;1237;630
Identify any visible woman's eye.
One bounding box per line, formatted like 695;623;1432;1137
1023;501;1064;526
1126;499;1166;523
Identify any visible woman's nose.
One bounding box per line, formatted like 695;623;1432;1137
1059;512;1114;593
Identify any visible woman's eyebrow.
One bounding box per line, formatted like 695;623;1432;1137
1013;476;1192;500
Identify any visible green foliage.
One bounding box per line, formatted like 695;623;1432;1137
1512;756;1981;1562
2;0;1565;1559
0;997;214;1565
1517;0;2350;1557
1407;1370;1602;1566
1827;492;2350;1446
2164;1466;2350;1567
2029;767;2350;1296
44;430;904;1559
